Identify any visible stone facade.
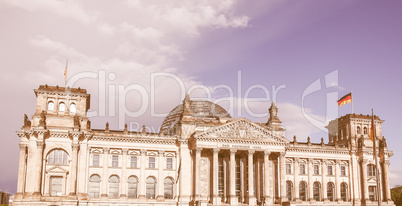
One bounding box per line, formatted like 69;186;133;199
14;85;394;206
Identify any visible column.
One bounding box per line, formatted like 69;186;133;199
382;160;391;201
16;144;28;197
195;148;202;203
224;154;229;203
351;151;360;203
24;134;37;195
77;138;89;196
157;150;165;200
69;143;79;195
213;149;220;205
120;148;128;198
308;159;314;202
229;149;237;205
248;150;256;205
264;151;272;204
361;159;369;202
138;149;146;199
335;160;341;201
322;160;327;201
34;140;44;196
294;158;299;201
279;152;287;203
101;147;110;197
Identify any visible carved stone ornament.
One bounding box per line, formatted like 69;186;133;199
39;110;46;127
23;114;31;127
74;114;80;128
140;149;147;155
36;141;44;149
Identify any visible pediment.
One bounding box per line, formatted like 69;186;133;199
46;166;69;174
194;118;289;143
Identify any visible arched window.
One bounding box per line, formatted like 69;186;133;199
286;181;293;201
313;182;321;201
363;127;368;135
48;101;54;111
70;103;76;113
47;149;69;165
164;177;174;199
88;175;101;198
327;182;335;201
50;176;63;196
299;181;307;201
128;176;138;198
109;175;119;198
59;102;66;112
357;126;361;134
367;164;376;177
146;177;156;199
341;182;348;201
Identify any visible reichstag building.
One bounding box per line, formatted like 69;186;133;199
14;85;394;206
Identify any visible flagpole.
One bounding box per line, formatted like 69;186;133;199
372;109;381;206
351;91;354;114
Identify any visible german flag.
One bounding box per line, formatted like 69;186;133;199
337;92;352;107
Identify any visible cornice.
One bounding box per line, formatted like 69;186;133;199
195;137;287;146
91;135;177;145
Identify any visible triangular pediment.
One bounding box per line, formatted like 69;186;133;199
46;166;69;174
194;118;289;143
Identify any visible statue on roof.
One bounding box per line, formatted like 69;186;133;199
39;110;46;128
23;114;31;128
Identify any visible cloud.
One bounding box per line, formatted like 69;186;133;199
1;0;97;23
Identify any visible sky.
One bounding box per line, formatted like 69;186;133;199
1;0;402;193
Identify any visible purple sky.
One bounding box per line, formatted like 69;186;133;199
1;0;402;193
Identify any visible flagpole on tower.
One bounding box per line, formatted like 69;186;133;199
64;59;68;87
351;91;354;114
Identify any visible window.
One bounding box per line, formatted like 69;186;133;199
286;181;293;201
108;176;119;198
368;164;376;177
164;178;174;199
341;166;346;176
286;163;292;174
59;102;66;112
218;158;224;197
70;103;76;113
50;176;63;196
48;149;69;165
300;163;306;175
128;176;138;198
48;101;54;111
314;165;320;175
89;175;101;198
364;127;368;135
130;156;137;168
149;157;155;168
369;186;376;201
93;154;100;166
357;126;361;134
327;165;333;175
341;183;347;201
327;182;335;201
146;177;156;199
112;155;119;167
166;157;173;169
299;181;307;201
313;182;321;201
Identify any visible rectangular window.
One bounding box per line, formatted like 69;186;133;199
166;157;173;169
93;154;100;167
314;165;319;175
131;156;137;168
341;166;346;176
50;176;63;196
218;158;224;197
327;165;333;175
300;164;306;174
112;155;118;167
369;186;376;201
149;157;155;168
286;163;292;174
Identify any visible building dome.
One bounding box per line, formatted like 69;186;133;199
160;100;231;134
